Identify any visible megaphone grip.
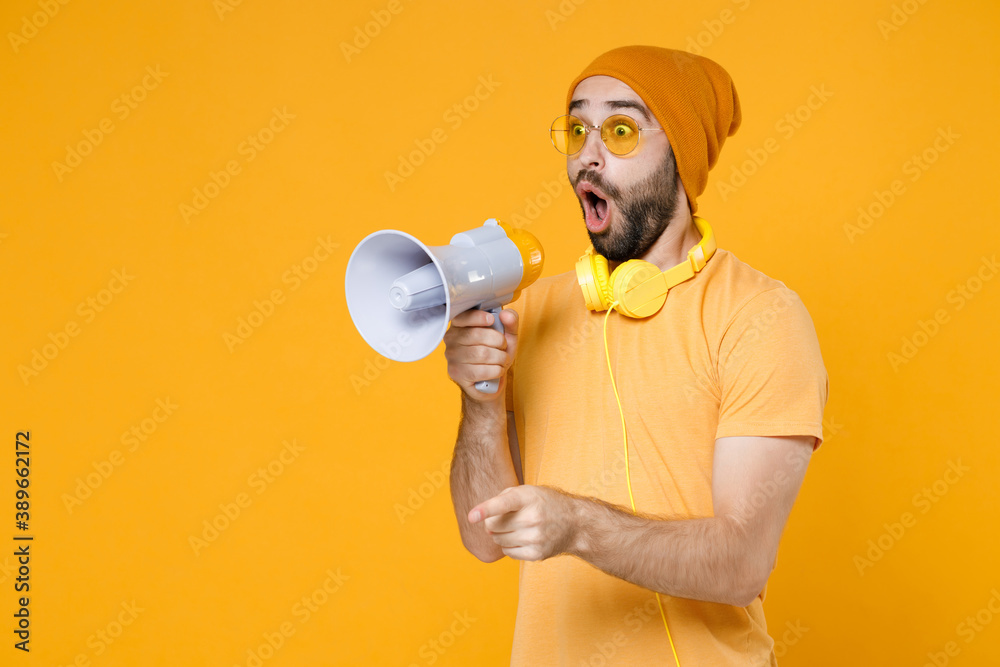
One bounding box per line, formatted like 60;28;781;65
473;306;505;394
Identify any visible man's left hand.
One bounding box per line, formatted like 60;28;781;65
468;485;580;561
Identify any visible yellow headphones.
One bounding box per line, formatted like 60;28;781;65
575;216;716;318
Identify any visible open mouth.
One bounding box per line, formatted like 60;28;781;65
577;182;611;233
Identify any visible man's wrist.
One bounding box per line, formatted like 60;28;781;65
461;391;506;423
566;495;596;559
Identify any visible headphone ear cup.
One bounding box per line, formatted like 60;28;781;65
576;250;613;312
609;260;669;318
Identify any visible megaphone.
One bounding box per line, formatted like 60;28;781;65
345;218;544;393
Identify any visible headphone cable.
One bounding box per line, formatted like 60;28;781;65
603;304;682;667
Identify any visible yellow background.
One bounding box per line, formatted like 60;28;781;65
2;0;998;664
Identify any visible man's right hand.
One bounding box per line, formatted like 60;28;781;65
443;308;519;402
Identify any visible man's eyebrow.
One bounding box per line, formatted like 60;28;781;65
567;98;652;123
606;100;651;123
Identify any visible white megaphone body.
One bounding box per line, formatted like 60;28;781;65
345;219;544;393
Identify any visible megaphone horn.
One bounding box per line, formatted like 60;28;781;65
345;219;543;393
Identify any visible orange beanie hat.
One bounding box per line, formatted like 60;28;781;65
566;46;741;214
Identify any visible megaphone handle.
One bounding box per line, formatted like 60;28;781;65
474;306;505;394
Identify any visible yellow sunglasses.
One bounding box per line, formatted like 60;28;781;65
550;114;663;156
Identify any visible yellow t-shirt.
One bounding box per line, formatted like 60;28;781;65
503;247;829;666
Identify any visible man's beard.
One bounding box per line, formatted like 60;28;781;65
573;149;681;262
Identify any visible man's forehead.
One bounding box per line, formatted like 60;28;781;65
568;75;653;122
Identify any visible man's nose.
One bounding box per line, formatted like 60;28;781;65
576;126;605;170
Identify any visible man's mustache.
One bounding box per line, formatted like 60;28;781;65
572;169;621;199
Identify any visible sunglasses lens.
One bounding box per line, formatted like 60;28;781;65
601;115;639;155
550;115;586;155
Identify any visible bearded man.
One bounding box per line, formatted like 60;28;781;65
445;45;829;666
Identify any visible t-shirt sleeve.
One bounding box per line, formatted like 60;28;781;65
715;287;830;450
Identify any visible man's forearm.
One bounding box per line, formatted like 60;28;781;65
449;394;519;562
568;496;767;607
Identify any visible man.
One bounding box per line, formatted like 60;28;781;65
445;46;829;666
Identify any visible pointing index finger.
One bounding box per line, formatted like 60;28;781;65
468;487;523;524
